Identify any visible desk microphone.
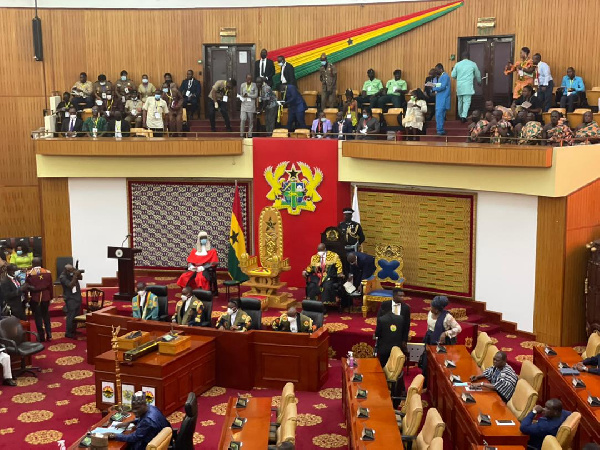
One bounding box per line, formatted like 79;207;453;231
121;234;131;247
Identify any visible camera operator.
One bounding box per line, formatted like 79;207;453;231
60;264;83;339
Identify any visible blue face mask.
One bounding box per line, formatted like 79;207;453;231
200;239;207;245
162;88;168;93
121;76;127;81
16;250;23;256
363;114;368;119
320;60;327;66
321;117;327;122
154;94;161;100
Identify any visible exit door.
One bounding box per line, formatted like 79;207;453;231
457;36;514;111
203;44;255;120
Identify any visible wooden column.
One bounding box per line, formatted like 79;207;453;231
39;178;72;275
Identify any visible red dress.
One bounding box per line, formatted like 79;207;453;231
176;248;219;290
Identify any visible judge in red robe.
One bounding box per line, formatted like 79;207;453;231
176;230;218;291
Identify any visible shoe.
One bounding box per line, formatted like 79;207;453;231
461;117;467;123
226;127;233;133
436;131;447;136
47;335;52;341
3;378;16;386
40;337;46;342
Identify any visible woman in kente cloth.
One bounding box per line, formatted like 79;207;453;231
504;46;535;99
574;111;600;145
420;296;462;383
176;230;218;291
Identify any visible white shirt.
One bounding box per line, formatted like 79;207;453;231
182;296;191;313
139;293;146;309
289;317;298;333
392;302;402;316
230;310;238;326
280;63;287;84
260;59;266;77
537;61;553;86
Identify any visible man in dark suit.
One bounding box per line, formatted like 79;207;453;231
0;264;28;320
255;49;275;87
347;252;376;292
376;288;411;354
277;55;296;88
26;257;53;341
281;84;307;132
375;311;409;368
106;111;131;137
180;69;202;119
61;106;83;137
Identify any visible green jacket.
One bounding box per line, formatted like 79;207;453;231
216;309;252;331
132;292;159;320
271;313;314;333
82;116;108;136
172;297;204;326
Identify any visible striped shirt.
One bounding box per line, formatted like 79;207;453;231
482;364;518;402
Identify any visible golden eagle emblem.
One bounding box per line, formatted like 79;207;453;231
264;161;323;215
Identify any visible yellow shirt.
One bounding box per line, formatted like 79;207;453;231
143;97;169;128
10;252;33;269
138;83;156;102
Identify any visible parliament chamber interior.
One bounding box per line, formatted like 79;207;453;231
1;0;600;448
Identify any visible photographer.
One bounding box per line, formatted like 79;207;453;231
59;264;83;339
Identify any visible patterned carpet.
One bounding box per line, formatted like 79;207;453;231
1;276;576;449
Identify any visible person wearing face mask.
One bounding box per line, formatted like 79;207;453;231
355;107;380;140
115;70;135;104
9;243;33;270
343;89;358;129
61;106;83;138
55;91;73;130
254;49;275;87
103;90;125;122
179;69;202;120
59;264;82;338
93;74;113;109
280;84;307;132
177;231;219;291
402;88;428;141
311;111;332;138
256;77;278;135
239;73;258;138
271;306;315;333
303;243;343;303
142;90;169;137
331;111;353;140
125;90;144;128
276;55;296;88
162;73;175;96
138;74;156;103
106;110;131;138
71;71;94;110
25;257;53;342
216;298;252;331
131;282;159;321
0;264;30;320
319;53;337;108
208;78;237;132
172;286;204;326
167;86;184;137
356;69;384;109
82;106;107;138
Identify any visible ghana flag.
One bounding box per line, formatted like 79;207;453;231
228;184;249;282
270;0;463;85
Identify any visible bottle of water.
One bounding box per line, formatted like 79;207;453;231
348;351;354;368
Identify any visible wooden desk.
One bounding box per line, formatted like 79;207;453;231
87;307;329;392
533;346;600;448
472;446;526;450
341;357;404;449
67;406;134;450
427;346;528;448
95;334;216;416
217;396;272;450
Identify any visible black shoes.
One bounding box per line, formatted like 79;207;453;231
3;378;16;386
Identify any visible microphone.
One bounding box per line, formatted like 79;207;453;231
121;234;131;247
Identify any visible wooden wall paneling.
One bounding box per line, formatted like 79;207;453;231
39;178;72;275
0;187;42;237
534;196;566;345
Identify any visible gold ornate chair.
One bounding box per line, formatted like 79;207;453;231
240;206;292;310
361;244;405;317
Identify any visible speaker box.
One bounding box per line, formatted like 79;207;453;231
32;17;43;61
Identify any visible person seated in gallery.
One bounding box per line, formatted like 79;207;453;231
106;391;171;449
487;108;514;144
469;351;518;402
517;112;543;145
215;298;251;331
467;110;490;143
106;111;131;138
511;85;542;122
573;111;600;145
519;399;571;450
132;282;159;321
576;350;600;374
176;230;218;291
543;110;573;146
172;286;204;326
271;306;315;333
311;111;332;138
302;243;343;303
355;107;380;140
331;111;353;140
62;106;83;138
557;67;585;113
82;106;107;137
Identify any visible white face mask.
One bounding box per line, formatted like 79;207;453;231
99;81;106;86
142;79;148;84
181;295;189;301
278;62;284;67
227;307;234;315
138;290;145;296
107;95;112;100
318;251;326;256
121;76;127;81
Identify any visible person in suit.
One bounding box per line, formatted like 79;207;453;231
431;63;451;135
59;263;83;339
519;399;571;450
346;252;376;292
331;111;353;140
180;69;201;120
25;257;53;341
277;55;296;88
271;306;315;333
281;84;307;132
303;243;344;303
576;351;600;374
61;106;83;138
106;111;131;137
172;286;203;326
376;289;411;354
216;298;252;331
131;282;159;321
0;264;28;320
255;48;275;87
375;310;410;368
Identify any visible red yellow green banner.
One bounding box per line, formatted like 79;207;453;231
270;0;463;85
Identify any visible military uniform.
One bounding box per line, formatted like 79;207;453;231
216;309;252;331
172;296;204;326
271;313;314;333
115;78;135;103
339;219;365;252
320;62;337;108
305;251;343;303
132;292;159;321
26;267;53;341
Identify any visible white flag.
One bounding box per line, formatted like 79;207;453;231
352;185;360;223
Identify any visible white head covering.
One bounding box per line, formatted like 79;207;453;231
195;230;211;251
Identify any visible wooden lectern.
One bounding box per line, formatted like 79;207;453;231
107;246;141;301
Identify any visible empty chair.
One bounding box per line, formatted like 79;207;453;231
396;374;424;425
145;427;172;450
303;91;318;108
581;330;600;358
272;128;289;138
415;408;445;450
384;107;404;127
555;411;581;450
74;288;105;325
507;379;538;421
0;316;45;377
323;108;339;124
270;382;296;444
400;393;423;450
192;289;213;327
275;401;297;447
304;107;318;126
172;392;197;450
130;128;153;137
301;300;325;329
471;331;493;366
384;346;406;403
541;436;562;450
481;344;500;371
519;360;544;393
429;437;443;450
54;256;73;285
290;129;310;139
146;285;170;321
239;297;262;330
371;107;383;121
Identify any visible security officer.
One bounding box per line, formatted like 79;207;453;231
338;207;365;252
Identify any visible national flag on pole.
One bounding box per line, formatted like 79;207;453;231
228;184;249;282
352;185;361;223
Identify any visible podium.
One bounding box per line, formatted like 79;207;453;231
107;246;142;301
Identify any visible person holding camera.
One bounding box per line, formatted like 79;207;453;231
60;264;83;339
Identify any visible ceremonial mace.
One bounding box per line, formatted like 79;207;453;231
111;325;125;411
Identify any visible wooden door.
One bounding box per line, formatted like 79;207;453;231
203;44;255;120
458;36;514;111
585;243;600;335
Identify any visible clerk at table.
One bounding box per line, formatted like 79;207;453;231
132;282;159;321
107;391;171;450
576;352;600;374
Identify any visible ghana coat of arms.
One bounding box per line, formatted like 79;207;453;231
264;161;323;215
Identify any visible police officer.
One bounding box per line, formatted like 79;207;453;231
338;207;365;252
